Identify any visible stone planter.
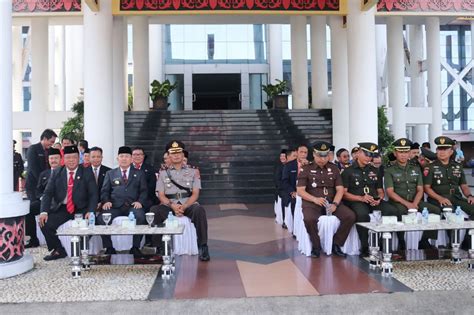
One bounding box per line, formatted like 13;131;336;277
273;95;289;109
152;97;169;110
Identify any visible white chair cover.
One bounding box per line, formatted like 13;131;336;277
293;197;304;242
110;216;145;251
284;205;294;234
274;197;283;225
173;216;199;255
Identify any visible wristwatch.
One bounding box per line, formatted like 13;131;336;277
332;202;339;207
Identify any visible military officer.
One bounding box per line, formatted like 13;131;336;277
297;141;356;258
150;140;210;261
419;147;437;168
384;138;440;249
342;142;401;255
424;136;474;249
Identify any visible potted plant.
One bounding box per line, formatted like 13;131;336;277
261;79;289;109
149;79;178;110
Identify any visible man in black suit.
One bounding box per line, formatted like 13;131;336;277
96;146;148;256
25;148;62;248
26;129;57;201
89;146;111;210
282;145;308;217
39;145;98;260
131;147;158;208
13;140;24;191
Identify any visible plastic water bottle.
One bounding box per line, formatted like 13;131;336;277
422;207;429;224
455;206;462;222
88;211;95;228
128;211;136;227
166;211;173;228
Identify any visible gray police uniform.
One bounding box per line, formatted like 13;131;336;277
150;164;208;247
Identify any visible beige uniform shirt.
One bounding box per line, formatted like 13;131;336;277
156;165;201;204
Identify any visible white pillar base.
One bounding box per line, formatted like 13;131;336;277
0;255;34;279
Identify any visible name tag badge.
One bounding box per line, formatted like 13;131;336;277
291;170;297;173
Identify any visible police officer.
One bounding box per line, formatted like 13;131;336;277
150;141;210;262
384;138;440;249
423;136;474;214
297;141;356;258
342;142;401;255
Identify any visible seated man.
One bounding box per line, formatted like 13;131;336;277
150;140;210;261
341;142;402;256
39;145;98;260
297;141;356;258
25;147;62;248
424;136;474;249
96;146;147;256
384;138;440;249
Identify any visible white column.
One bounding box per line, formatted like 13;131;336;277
387;16;406;139
112;17;127;162
290;16;309;109
131;16;150;111
12;26;23;112
30;18;49;141
426;17;442;144
347;0;378;145
65;25;84;109
408;25;427;143
56;26;66;111
375;25;387;107
310;16;328;109
268;24;283;83
149;24;164;83
329;16;350;151
83;0;114;167
0;0;33;279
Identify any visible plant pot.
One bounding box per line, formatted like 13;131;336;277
273;95;288;109
152;97;169;110
264;100;273;109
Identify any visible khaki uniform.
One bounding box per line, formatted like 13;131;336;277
297;163;356;250
151;164;208;246
423;160;474;218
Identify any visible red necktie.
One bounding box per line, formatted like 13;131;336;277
66;171;75;214
134;163;140;170
122;170;128;184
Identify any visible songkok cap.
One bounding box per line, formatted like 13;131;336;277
434;136;455;148
118;146;132;155
84;148;90;154
420;147;437;162
358;142;378;156
392;138;412;152
410;142;420;150
63;145;79;155
165;140;185;154
312;141;331;157
329;145;335;152
48;148;61;156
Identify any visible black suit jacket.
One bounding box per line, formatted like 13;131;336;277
94;165;111;197
36;169;53;200
281;160;298;206
26;142;48;200
40;165;98;215
132;162;157;207
101;167;148;209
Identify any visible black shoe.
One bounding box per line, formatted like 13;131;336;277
25;239;40;248
418;239;435;250
199;244;210;261
461;240;470;251
129;247;143;257
332;244;347;258
156;245;166;256
43;248;67;261
310;248;320;258
282;223;288;229
105;247;117;255
359;246;369;257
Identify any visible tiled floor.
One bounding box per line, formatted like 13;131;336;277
149;203;412;300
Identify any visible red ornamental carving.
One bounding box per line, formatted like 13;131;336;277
0;217;25;263
378;0;474;12
120;0;340;10
13;0;81;12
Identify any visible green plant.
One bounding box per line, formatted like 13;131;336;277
128;86;133;111
60;94;84;141
261;79;288;99
149;79;178;101
378;105;394;152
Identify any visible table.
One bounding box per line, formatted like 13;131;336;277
57;225;185;279
357;221;474;277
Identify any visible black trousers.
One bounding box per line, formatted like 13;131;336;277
96;207;146;249
25;200;41;242
150;203;208;247
40;205;74;251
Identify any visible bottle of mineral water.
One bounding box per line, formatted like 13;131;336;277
88;211;95;228
422;207;429;224
128;211;136;227
166;211;173;228
455;206;462;222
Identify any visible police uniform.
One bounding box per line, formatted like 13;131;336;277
342;142;400;251
384;138;440;245
423;136;474;218
150;140;209;261
297;141;356;257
